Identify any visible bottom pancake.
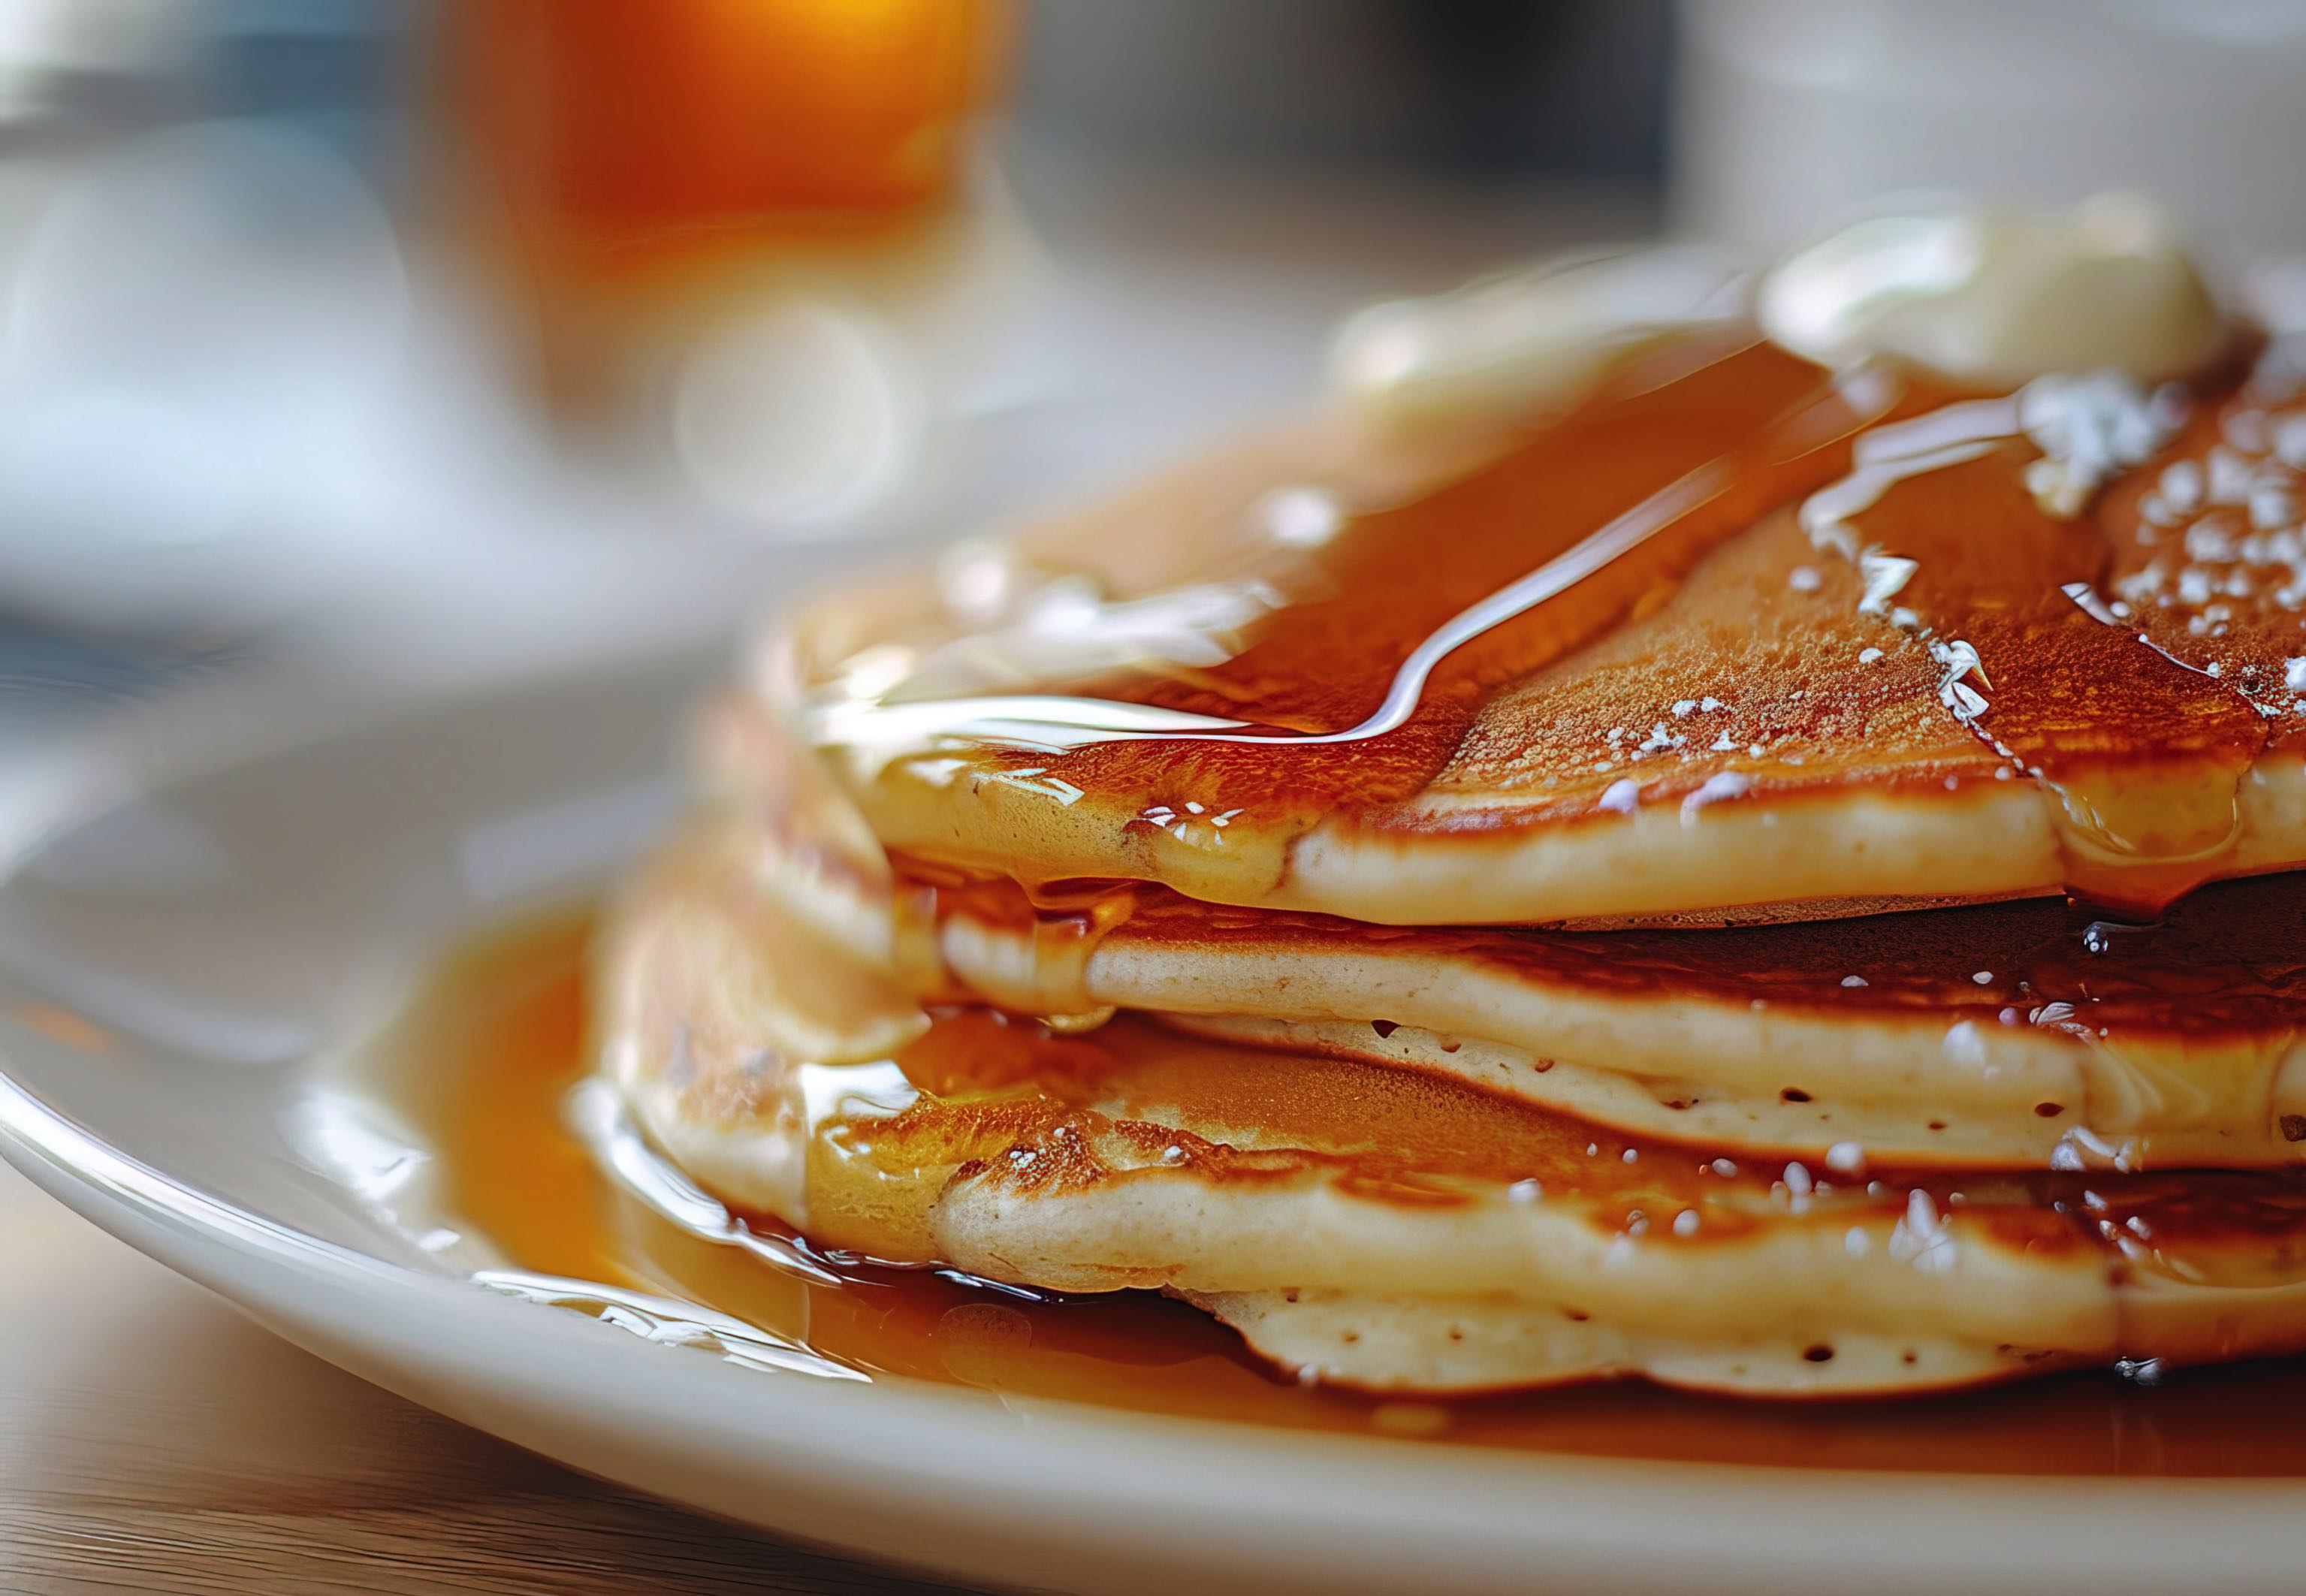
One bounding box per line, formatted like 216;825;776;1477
596;818;2306;1397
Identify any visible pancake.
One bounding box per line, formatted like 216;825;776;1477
693;698;2306;1172
595;817;2306;1396
765;322;2306;928
595;204;2306;1399
929;879;2306;1173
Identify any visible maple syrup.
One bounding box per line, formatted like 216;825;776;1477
384;907;2306;1477
810;339;1904;815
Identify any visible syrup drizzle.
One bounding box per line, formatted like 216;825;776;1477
815;339;1902;806
816;455;1743;760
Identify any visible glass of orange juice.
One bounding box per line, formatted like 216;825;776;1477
439;0;1019;524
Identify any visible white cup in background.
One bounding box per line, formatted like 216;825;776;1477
1673;0;2306;267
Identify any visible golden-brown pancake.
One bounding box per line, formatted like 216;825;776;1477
770;333;2306;926
927;873;2306;1173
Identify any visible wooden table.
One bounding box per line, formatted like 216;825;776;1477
0;1163;985;1595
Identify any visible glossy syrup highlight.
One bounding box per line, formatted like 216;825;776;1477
389;907;2306;1476
818;340;1892;808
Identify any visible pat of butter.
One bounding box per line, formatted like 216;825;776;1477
1330;246;1745;429
1759;194;2227;387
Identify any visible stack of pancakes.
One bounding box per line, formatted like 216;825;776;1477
601;210;2306;1396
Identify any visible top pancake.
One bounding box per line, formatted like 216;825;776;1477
769;330;2306;926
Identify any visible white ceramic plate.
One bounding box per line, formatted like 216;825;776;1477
2;657;2303;1596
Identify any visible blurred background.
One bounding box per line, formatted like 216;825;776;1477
9;0;2306;833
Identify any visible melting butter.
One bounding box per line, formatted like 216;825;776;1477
1330;246;1746;430
1761;195;2228;388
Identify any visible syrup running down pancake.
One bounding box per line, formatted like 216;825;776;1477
597;198;2306;1396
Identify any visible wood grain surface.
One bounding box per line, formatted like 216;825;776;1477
0;1163;990;1596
